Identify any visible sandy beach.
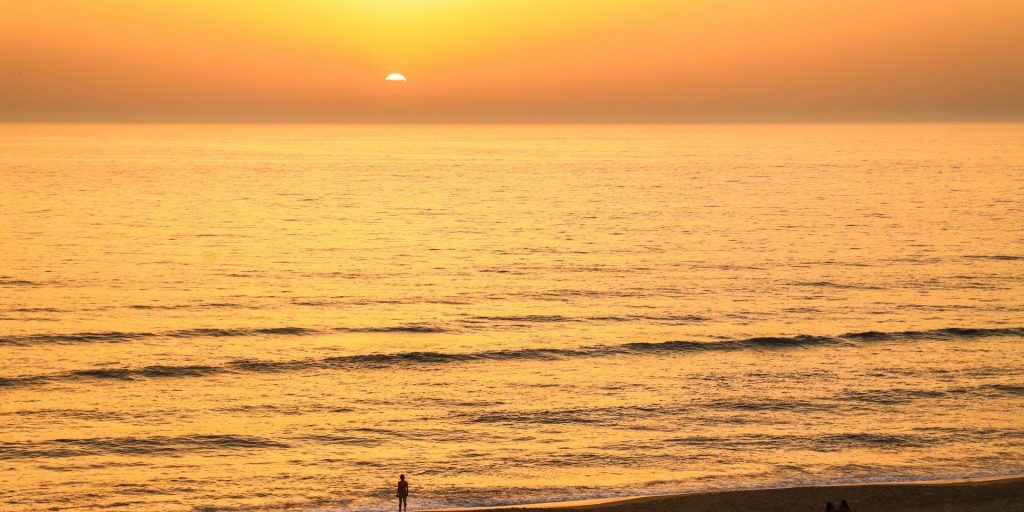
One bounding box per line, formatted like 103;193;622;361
444;476;1024;512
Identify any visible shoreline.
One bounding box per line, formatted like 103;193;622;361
427;474;1024;512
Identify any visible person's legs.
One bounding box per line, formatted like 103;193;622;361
398;496;407;511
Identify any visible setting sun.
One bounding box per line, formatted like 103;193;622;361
1;2;1023;512
2;0;1022;121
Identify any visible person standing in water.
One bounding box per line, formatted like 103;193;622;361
397;474;409;511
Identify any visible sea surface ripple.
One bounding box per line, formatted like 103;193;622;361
1;123;1023;512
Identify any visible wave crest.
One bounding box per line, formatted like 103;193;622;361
2;327;1020;388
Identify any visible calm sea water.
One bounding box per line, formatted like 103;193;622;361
1;124;1022;512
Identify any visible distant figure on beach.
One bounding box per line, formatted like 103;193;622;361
397;474;409;511
825;502;835;512
838;499;851;512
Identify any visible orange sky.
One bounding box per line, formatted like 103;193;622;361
2;0;1023;122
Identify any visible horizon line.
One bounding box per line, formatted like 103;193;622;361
3;119;1024;126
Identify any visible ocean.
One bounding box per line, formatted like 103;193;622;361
1;123;1022;511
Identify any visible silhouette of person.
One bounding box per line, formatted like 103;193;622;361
825;502;836;512
838;499;851;512
397;474;409;511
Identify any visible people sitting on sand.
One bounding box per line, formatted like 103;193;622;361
397;474;409;511
825;502;835;512
838;499;851;512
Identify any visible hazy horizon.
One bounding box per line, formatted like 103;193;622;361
3;1;1023;123
6;120;1024;126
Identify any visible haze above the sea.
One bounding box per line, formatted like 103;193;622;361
2;1;1023;122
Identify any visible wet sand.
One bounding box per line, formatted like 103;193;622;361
439;476;1024;512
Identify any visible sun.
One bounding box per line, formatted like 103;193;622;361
385;73;407;82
